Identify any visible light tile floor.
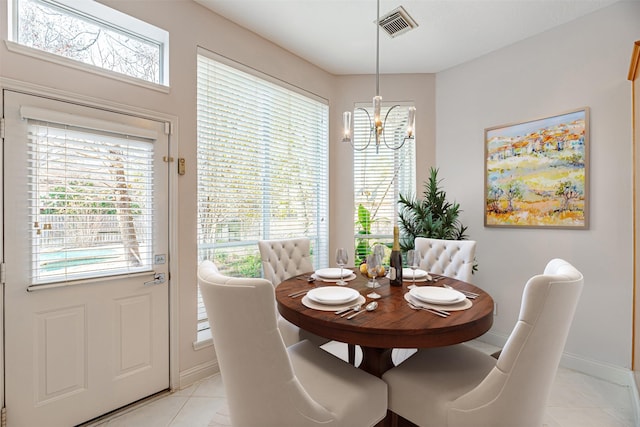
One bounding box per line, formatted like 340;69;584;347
94;340;637;427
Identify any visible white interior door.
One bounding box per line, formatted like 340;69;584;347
2;90;170;427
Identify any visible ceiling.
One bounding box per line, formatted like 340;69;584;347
195;0;620;75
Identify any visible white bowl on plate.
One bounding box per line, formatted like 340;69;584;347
402;268;429;279
409;286;466;305
315;268;354;279
307;287;360;305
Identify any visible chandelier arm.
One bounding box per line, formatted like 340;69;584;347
351;107;374;152
381;104;409;151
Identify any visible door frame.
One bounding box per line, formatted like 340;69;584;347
0;76;180;407
630;42;639;378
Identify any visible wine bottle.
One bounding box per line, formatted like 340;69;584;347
389;225;403;286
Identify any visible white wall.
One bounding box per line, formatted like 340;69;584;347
436;1;639;372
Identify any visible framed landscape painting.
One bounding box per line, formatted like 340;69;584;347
484;107;589;229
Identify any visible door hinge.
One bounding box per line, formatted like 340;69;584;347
2;406;7;427
0;117;5;139
164;122;171;135
0;263;5;285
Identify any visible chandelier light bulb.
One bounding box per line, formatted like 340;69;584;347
373;95;382;131
342;111;352;143
373;95;383;150
406;106;416;138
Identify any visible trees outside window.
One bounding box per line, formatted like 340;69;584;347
12;0;168;85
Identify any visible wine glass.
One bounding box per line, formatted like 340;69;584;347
366;253;382;299
335;248;349;286
373;243;388;277
373;243;386;261
407;249;420;289
373;243;386;277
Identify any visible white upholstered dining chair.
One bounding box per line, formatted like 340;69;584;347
258;238;329;347
258;237;313;287
414;237;477;282
197;260;387;427
382;258;583;427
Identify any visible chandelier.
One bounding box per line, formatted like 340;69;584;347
342;0;416;153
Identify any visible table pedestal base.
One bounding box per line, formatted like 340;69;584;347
359;348;417;427
359;347;394;378
374;411;418;427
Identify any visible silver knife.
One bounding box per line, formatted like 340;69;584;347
346;309;367;320
335;304;358;315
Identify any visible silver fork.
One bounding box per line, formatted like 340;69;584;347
288;289;308;298
407;302;450;317
340;304;361;317
443;284;478;299
335;304;360;315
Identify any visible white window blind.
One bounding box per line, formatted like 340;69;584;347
26;117;155;286
196;51;329;278
353;104;415;264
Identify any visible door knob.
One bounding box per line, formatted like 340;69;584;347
144;273;166;286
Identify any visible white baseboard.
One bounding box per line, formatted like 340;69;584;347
560;351;633;386
631;373;640;427
477;330;509;350
178;359;220;389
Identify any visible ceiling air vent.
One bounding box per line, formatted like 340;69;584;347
377;6;418;38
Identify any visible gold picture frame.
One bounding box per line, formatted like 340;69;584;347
484;107;589;229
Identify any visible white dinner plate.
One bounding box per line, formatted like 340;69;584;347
306;286;360;305
314;268;354;279
409;286;466;305
316;273;357;283
402;268;429;279
302;294;366;312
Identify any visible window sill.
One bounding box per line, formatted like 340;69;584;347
5;41;170;93
193;329;213;351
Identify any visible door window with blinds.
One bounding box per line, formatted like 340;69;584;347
196;50;329;280
24;107;156;285
353;104;416;264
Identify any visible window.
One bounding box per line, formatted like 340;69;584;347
196;50;329;334
353;104;415;264
9;0;169;86
23;107;156;286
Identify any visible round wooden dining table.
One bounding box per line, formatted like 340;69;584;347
276;270;494;378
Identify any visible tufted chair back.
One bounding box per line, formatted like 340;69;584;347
258;238;327;347
258;238;314;287
414;237;476;282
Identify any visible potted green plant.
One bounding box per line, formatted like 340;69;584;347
398;167;471;253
